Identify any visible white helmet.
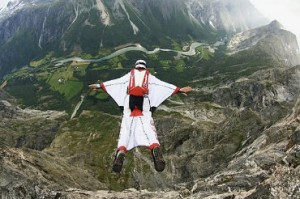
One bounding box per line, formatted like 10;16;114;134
135;59;147;68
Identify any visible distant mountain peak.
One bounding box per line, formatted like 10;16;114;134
186;0;269;32
268;19;284;30
227;20;300;66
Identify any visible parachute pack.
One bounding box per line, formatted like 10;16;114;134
128;68;149;116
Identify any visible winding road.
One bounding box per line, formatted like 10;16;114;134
55;42;204;66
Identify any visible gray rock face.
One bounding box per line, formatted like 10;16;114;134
2;66;298;198
0;145;106;198
213;65;300;123
1;78;300;197
0;89;67;150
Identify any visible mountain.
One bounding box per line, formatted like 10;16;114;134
0;0;269;79
1;0;300;198
228;20;300;66
186;0;268;32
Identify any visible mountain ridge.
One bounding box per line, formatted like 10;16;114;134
1;0;300;198
0;0;269;79
227;20;300;66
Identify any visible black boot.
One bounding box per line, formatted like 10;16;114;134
151;146;165;172
112;150;125;173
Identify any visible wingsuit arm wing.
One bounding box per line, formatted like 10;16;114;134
102;73;130;106
148;74;180;107
89;73;130;107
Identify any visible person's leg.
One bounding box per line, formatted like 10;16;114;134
117;117;131;151
147;118;165;172
149;144;165;172
112;148;126;173
113;117;130;173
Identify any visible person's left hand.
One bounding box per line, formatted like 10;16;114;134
180;86;192;93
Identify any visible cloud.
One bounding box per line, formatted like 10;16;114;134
0;0;10;9
250;0;300;44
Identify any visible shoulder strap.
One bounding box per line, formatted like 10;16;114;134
129;69;135;90
142;69;149;91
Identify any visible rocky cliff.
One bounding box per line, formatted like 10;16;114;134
0;145;107;198
0;89;67;150
1;60;299;198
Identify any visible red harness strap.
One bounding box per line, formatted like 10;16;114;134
128;69;149;96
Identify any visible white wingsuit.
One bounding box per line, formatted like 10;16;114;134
99;69;180;152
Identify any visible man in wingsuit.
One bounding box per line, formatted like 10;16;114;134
89;59;192;173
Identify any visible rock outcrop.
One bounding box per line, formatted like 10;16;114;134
0;145;106;198
0;88;67;149
184;98;300;198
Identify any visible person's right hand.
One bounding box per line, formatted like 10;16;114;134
88;84;99;89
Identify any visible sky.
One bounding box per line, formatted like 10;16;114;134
0;0;10;9
250;0;300;43
0;0;299;42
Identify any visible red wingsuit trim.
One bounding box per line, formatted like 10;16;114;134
148;143;160;150
130;107;143;117
118;146;128;153
100;82;107;92
172;87;181;94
